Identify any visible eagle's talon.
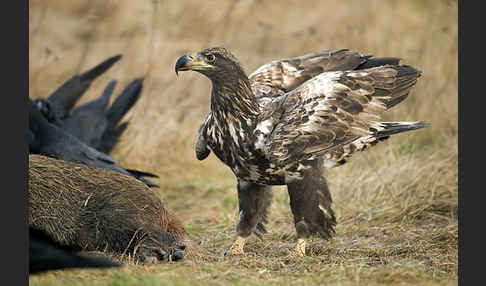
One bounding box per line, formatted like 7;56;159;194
292;238;307;257
224;248;244;257
224;236;246;256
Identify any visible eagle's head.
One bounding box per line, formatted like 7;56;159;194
175;47;246;81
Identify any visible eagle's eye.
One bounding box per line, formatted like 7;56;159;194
205;54;216;63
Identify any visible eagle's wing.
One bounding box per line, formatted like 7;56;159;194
195;112;212;160
257;64;424;167
249;49;368;99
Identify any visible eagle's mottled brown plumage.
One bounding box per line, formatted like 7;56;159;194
175;47;427;256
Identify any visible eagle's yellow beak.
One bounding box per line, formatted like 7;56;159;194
175;53;213;75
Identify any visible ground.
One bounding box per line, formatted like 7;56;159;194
29;0;458;285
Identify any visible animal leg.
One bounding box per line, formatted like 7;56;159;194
225;179;272;256
286;159;336;256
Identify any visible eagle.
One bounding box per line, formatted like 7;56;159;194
175;47;428;256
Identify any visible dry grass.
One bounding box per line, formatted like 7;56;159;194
29;0;458;285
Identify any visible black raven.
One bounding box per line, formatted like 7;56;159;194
29;98;159;188
33;54;122;124
59;80;118;149
57;78;144;154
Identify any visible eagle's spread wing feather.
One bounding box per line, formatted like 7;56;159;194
249;49;368;99
258;65;423;166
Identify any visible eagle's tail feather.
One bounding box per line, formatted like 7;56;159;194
373;121;430;138
355;121;429;152
324;121;429;168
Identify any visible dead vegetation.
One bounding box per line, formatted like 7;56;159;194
29;0;457;285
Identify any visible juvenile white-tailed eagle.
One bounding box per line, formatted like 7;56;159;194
175;47;428;256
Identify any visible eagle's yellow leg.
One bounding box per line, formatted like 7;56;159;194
226;236;246;256
293;238;307;256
